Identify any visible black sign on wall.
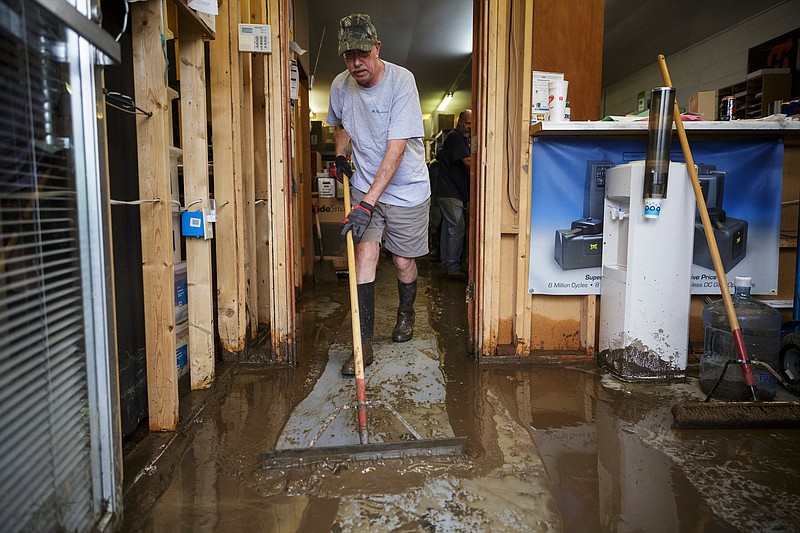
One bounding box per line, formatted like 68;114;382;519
748;27;800;98
748;28;800;72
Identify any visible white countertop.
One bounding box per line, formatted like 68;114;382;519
531;119;800;136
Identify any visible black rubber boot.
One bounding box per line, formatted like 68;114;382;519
392;279;417;343
341;282;375;376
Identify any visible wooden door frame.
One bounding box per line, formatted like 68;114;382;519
470;0;535;358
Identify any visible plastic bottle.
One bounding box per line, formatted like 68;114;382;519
700;276;780;400
564;101;571;121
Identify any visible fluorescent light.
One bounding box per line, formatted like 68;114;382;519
436;92;454;112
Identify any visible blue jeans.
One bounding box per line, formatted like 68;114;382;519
438;197;466;272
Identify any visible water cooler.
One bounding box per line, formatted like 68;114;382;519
597;87;696;381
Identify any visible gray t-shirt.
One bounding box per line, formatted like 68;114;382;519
327;61;430;207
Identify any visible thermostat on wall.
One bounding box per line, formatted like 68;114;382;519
238;24;271;53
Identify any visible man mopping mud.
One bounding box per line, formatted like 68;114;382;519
327;13;431;376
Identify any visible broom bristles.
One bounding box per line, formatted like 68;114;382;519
672;402;800;429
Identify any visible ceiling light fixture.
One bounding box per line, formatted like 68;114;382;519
436;92;454;112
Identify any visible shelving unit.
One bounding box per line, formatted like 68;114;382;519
432;128;452;157
745;68;791;118
718;68;791;120
716;80;747;120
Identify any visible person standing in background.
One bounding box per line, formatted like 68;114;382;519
327;14;431;376
436;109;472;280
426;155;443;260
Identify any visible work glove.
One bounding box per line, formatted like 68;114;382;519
334;155;353;183
340;201;374;243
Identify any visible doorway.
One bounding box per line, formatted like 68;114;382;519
301;1;476;345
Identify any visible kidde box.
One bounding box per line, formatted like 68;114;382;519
313;194;347;259
689;91;717;120
316;196;346;223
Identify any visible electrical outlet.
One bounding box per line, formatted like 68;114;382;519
203;208;214;240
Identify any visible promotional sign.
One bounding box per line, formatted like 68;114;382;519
528;137;783;295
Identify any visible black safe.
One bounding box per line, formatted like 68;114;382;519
554;160;614;270
693;164;748;272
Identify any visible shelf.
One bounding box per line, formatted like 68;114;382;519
747;67;791;79
719;70;791;119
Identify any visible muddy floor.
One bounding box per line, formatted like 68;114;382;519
121;258;800;532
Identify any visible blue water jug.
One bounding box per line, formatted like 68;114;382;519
700;276;780;401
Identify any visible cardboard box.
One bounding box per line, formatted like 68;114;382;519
315;196;346;224
174;261;188;324
176;322;188;376
311;193;346;260
636;90;647;112
437;113;454;132
310;120;323;151
322;125;335;151
689;91;717;120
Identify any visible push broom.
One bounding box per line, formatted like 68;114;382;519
658;55;800;428
262;175;466;467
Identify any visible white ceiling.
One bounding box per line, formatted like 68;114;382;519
306;0;473;118
603;0;786;86
305;1;788;121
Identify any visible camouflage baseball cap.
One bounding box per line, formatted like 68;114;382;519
337;14;378;56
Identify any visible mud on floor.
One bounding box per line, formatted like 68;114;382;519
121;262;800;532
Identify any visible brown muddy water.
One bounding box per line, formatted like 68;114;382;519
121;260;800;532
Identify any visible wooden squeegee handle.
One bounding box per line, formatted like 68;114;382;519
657;55;756;395
343;175;370;443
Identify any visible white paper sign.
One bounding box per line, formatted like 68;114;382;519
188;0;217;16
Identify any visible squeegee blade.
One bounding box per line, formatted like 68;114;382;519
262;437;467;469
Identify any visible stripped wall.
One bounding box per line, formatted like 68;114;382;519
603;0;800;116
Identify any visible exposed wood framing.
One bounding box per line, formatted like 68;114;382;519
173;0;215;40
178;17;215;389
291;109;302;289
240;0;258;342
474;0;604;359
527;0;604;358
251;0;272;329
532;0;604;121
531;295;585;353
476;0;510;356
209;0;248;358
265;0;296;362
298;82;314;280
287;5;313;286
513;0;534;355
293;1;314;285
580;295;597;357
131;0;177;431
470;0;487;353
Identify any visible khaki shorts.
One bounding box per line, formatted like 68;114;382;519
350;188;430;258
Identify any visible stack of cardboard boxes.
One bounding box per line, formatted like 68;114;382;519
689;91;717;120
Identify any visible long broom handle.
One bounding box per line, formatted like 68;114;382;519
657;55;758;399
313;199;325;261
343;175;370;443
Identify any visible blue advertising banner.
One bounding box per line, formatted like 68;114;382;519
528;137;783;295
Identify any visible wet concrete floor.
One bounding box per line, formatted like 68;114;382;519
121;258;800;532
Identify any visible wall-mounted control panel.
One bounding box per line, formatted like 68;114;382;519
238;24;271;53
